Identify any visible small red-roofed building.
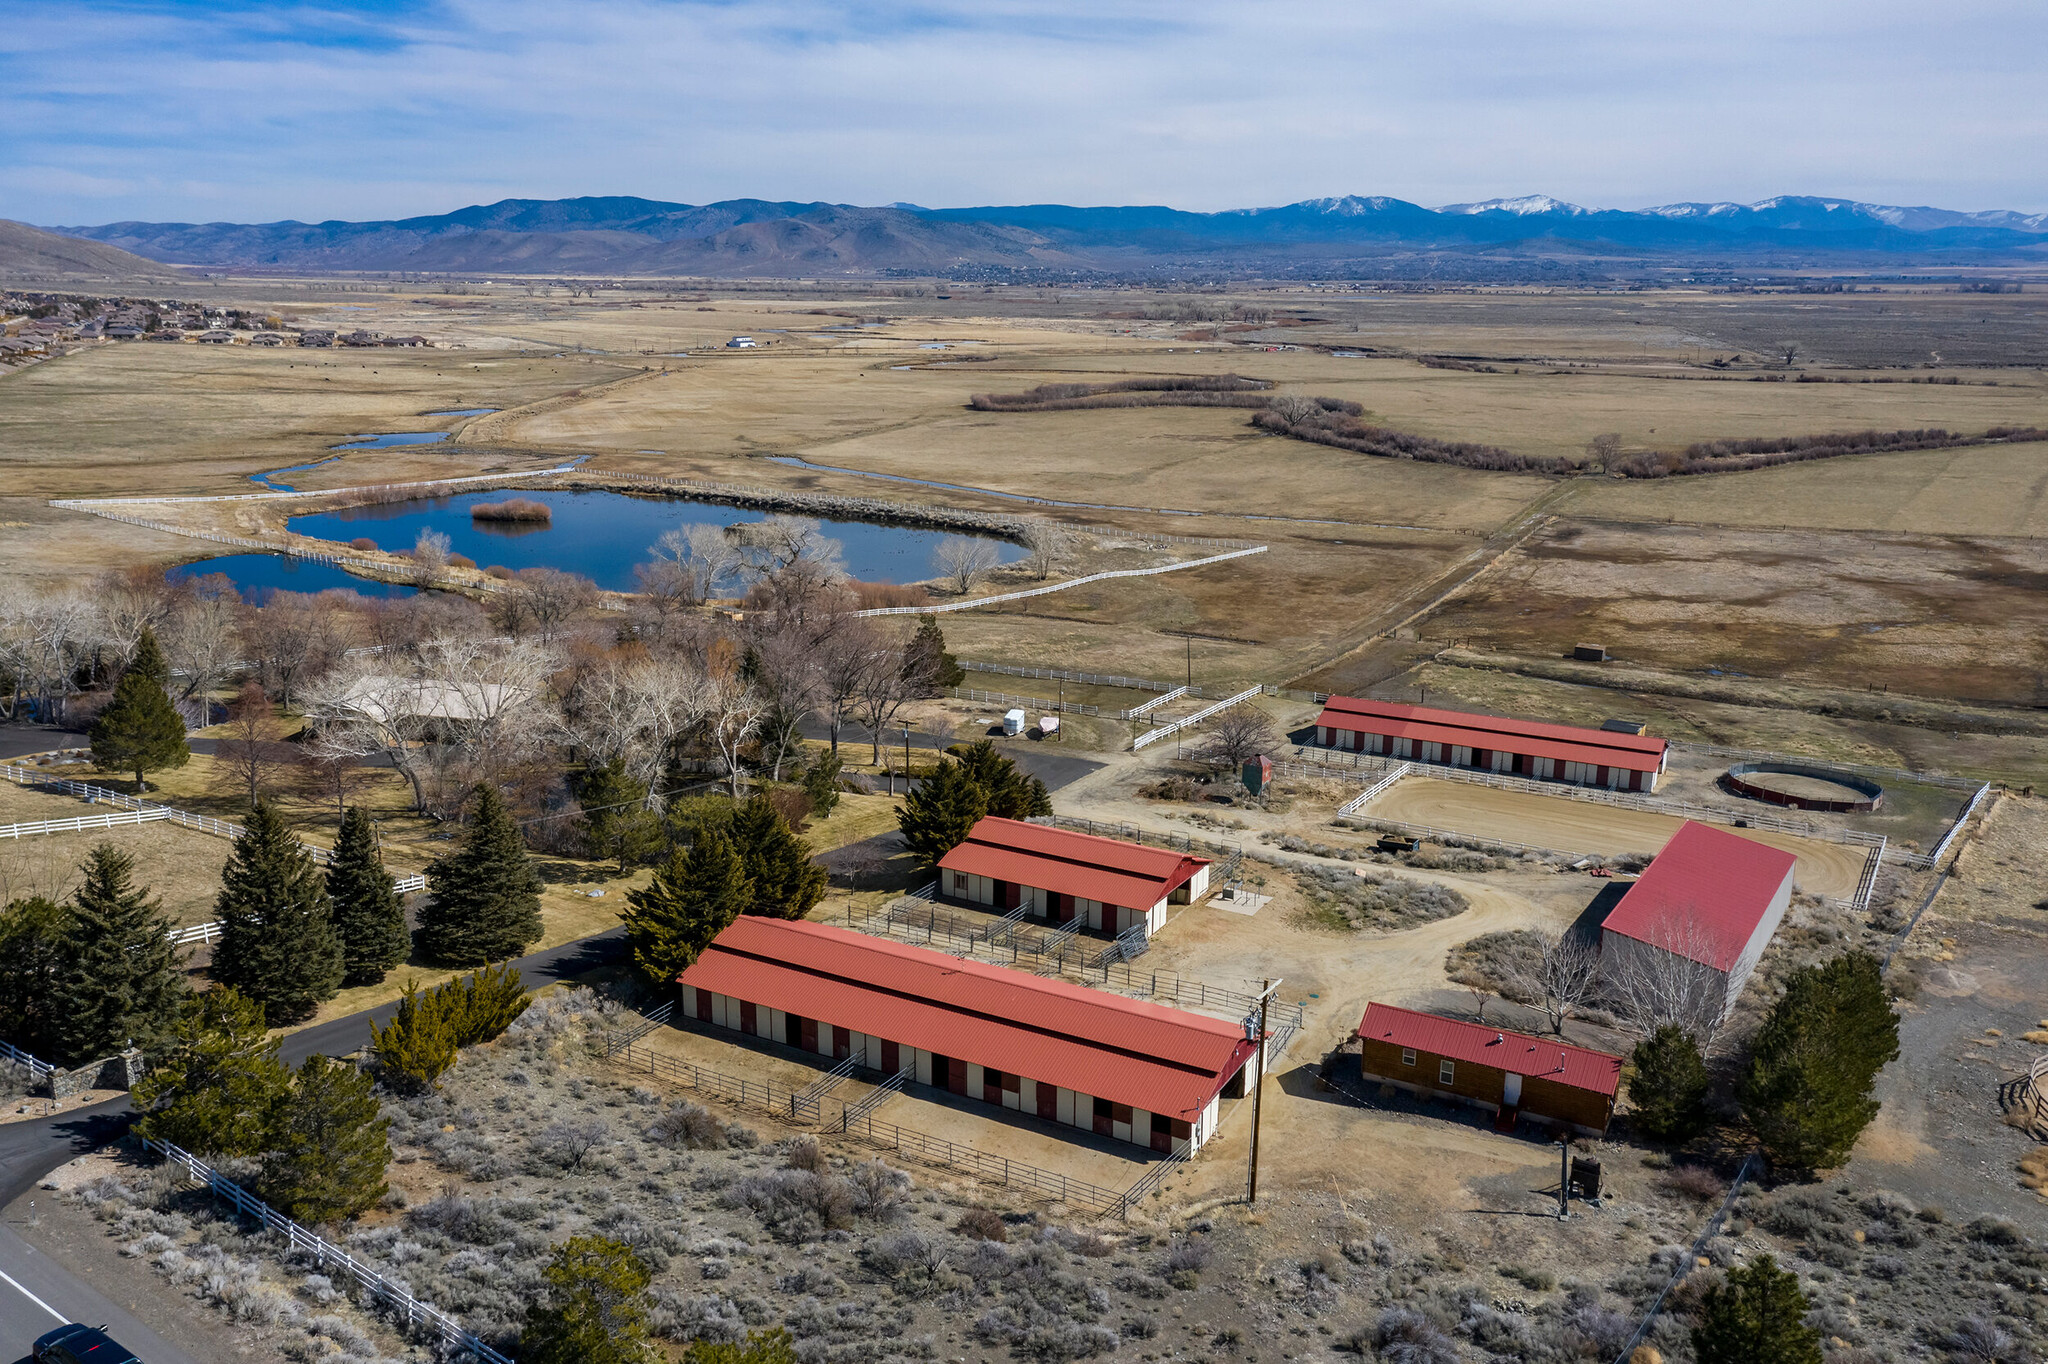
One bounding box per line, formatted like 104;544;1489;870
1355;1002;1622;1137
678;917;1260;1154
1599;820;1798;1022
935;816;1210;937
1311;695;1668;792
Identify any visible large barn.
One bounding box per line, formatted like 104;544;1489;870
1310;696;1669;793
677;917;1260;1155
1356;1002;1623;1137
1599;820;1798;1022
935;816;1210;937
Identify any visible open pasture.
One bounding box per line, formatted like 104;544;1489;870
1423;518;2048;708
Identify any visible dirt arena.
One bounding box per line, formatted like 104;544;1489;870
1359;774;1870;898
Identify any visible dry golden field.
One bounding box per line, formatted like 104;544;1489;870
12;278;2048;781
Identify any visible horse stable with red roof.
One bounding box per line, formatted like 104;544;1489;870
1599;820;1798;1022
677;917;1260;1155
1312;696;1669;793
1356;1003;1622;1137
936;816;1211;937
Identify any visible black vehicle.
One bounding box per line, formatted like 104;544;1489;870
31;1323;140;1364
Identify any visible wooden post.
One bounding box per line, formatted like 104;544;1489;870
1248;977;1280;1204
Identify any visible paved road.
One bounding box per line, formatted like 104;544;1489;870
0;1224;203;1364
806;718;1105;794
0;729;86;763
0;928;627;1358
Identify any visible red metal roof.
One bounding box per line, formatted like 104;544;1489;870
678;917;1257;1119
1356;1002;1622;1097
937;817;1209;909
1600;820;1797;970
1313;696;1667;773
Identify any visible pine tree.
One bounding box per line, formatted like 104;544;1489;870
132;987;292;1158
1740;951;1899;1172
798;747;843;819
0;896;71;1060
896;760;989;871
89;627;189;792
417;784;544;966
730;794;825;919
47;843;187;1067
952;740;1049;818
576;759;662;873
521;1235;655;1364
1627;1024;1712;1145
209;800;345;1025
371;978;459;1094
623;832;751;987
1692;1253;1823;1364
327;807;410;986
259;1055;391;1224
903;616;964;696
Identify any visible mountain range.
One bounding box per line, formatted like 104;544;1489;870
40;194;2048;279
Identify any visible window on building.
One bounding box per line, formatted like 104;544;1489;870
1438;1059;1455;1085
1401;1048;1416;1066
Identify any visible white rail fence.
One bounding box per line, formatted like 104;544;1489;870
0;763;425;894
1927;783;1993;868
137;1136;510;1363
961;662;1173;692
1132;686;1264;750
0;1038;57;1084
1336;763;1411;817
1851;839;1887;915
859;546;1269;618
949;687;1100;717
48;465;577;508
1119;685;1187;720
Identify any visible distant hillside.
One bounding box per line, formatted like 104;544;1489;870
46;193;2048;279
0;219;174;280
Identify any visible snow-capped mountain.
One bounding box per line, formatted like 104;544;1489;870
1437;196;1588;216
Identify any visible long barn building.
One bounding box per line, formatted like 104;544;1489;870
677;917;1260;1156
936;816;1210;938
1311;696;1669;793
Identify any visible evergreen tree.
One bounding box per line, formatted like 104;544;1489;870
952;740;1051;819
521;1235;655;1364
0;896;71;1060
441;961;532;1044
1740;951;1899;1172
417;784;544;966
260;1055;391;1224
622;832;751;987
371;978;459;1094
327;807;410;987
903;616;964;696
896;760;988;871
89;626;189;792
576;759;662;873
798;747;843;819
209;800;344;1025
662;792;737;851
47;843;187;1066
132;987;292;1157
1692;1254;1822;1364
730;794;825;919
1627;1024;1712;1145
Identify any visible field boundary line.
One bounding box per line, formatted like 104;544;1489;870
859;547;1269;618
1133;685;1263;750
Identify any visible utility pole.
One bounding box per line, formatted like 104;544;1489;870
1057;682;1064;742
902;725;912;785
1557;1138;1571;1219
1247;977;1280;1204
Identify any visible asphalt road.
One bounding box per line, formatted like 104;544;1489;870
0;928;628;1360
0;729;86;763
0;1224;203;1364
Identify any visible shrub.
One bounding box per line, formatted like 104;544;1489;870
447;554;476;570
1370;1307;1459;1364
1302;865;1467;932
486;564;514;579
470;498;553;522
535;1119;611;1170
955;1208;1009;1242
647;1101;729;1150
1664;1164;1728;1202
349;537;378;551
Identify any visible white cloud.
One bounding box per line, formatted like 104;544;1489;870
3;0;2043;223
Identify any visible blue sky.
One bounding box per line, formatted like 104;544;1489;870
6;0;2044;224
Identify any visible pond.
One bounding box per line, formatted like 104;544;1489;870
281;488;1024;590
333;431;452;450
166;554;418;602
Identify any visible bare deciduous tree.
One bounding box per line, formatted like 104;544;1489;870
1776;340;1801;367
213;679;290;808
644;524;742;607
157;573;243;704
1599;918;1731;1045
701;672;765;799
238;593;353;711
1195;705;1278;773
1585;433;1622;468
932;536;999;596
1268;394;1325;425
492;567;597;642
1020;521;1072;581
732;516;844;581
1530;931;1601;1034
0;584;99;722
850;630;916;766
559;650;708;787
410;528;452;587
